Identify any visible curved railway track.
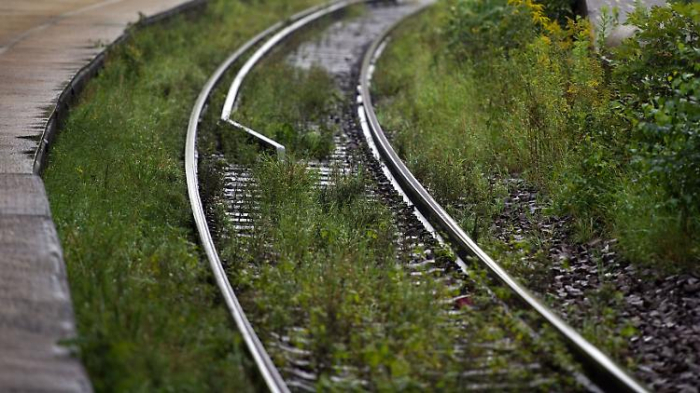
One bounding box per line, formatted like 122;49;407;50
185;1;649;391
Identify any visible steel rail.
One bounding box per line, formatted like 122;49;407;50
185;2;353;391
221;0;365;120
219;0;367;159
357;7;648;393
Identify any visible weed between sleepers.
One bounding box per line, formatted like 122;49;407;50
208;156;580;390
196;9;582;388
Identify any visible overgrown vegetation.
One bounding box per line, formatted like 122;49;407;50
196;17;577;387
42;0;325;390
210;159;572;390
236;63;340;160
374;0;700;274
373;0;700;371
612;3;700;262
198;9;354;164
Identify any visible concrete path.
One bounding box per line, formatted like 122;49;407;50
582;0;666;44
584;0;665;24
0;0;192;391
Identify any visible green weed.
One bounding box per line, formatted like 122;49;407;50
372;0;700;370
195;16;575;385
214;159;568;389
237;63;340;160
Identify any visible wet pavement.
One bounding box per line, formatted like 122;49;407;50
0;0;195;174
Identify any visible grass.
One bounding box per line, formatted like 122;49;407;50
373;4;511;243
212;159;574;390
370;0;700;373
236;63;340;160
196;7;362;165
41;0;326;390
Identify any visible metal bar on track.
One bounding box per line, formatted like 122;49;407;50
226;119;286;160
219;0;366;159
184;2;358;391
221;0;364;121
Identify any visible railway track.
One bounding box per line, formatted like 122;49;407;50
185;1;649;391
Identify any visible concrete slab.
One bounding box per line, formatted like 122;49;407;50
0;0;198;174
0;174;52;216
0;177;90;392
0;0;200;390
582;0;667;45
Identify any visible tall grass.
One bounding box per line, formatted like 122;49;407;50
214;159;571;390
236;63;340;160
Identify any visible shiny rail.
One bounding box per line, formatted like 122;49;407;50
219;0;365;161
185;1;366;392
185;23;288;393
356;6;648;393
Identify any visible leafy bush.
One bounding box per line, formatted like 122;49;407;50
446;0;534;60
615;2;700;232
445;0;611;181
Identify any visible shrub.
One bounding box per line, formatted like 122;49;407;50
445;0;534;61
615;2;700;232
